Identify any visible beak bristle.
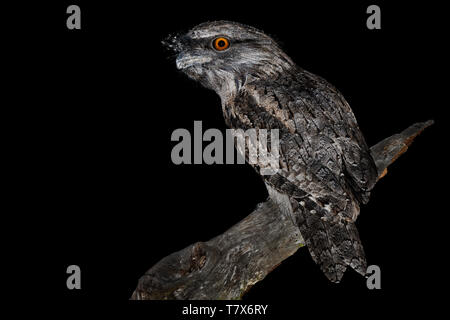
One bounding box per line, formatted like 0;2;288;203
161;33;182;53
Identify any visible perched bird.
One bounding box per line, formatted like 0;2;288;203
164;21;379;282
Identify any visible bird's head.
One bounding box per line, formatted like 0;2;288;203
163;21;295;100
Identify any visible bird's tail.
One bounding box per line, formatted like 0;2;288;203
291;198;367;282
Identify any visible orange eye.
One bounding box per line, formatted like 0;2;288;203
213;37;230;51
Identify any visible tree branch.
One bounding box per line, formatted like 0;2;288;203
131;120;433;300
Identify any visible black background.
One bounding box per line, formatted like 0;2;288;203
10;0;448;317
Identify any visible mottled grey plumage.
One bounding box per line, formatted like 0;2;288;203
165;21;378;282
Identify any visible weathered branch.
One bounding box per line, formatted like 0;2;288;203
131;120;433;300
370;120;433;180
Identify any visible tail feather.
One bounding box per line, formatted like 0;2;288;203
292;197;367;282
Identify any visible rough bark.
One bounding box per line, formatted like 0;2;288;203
131;120;433;300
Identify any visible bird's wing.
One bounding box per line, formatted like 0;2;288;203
233;69;377;218
297;69;378;201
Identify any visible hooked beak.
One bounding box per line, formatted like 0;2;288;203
162;33;211;70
